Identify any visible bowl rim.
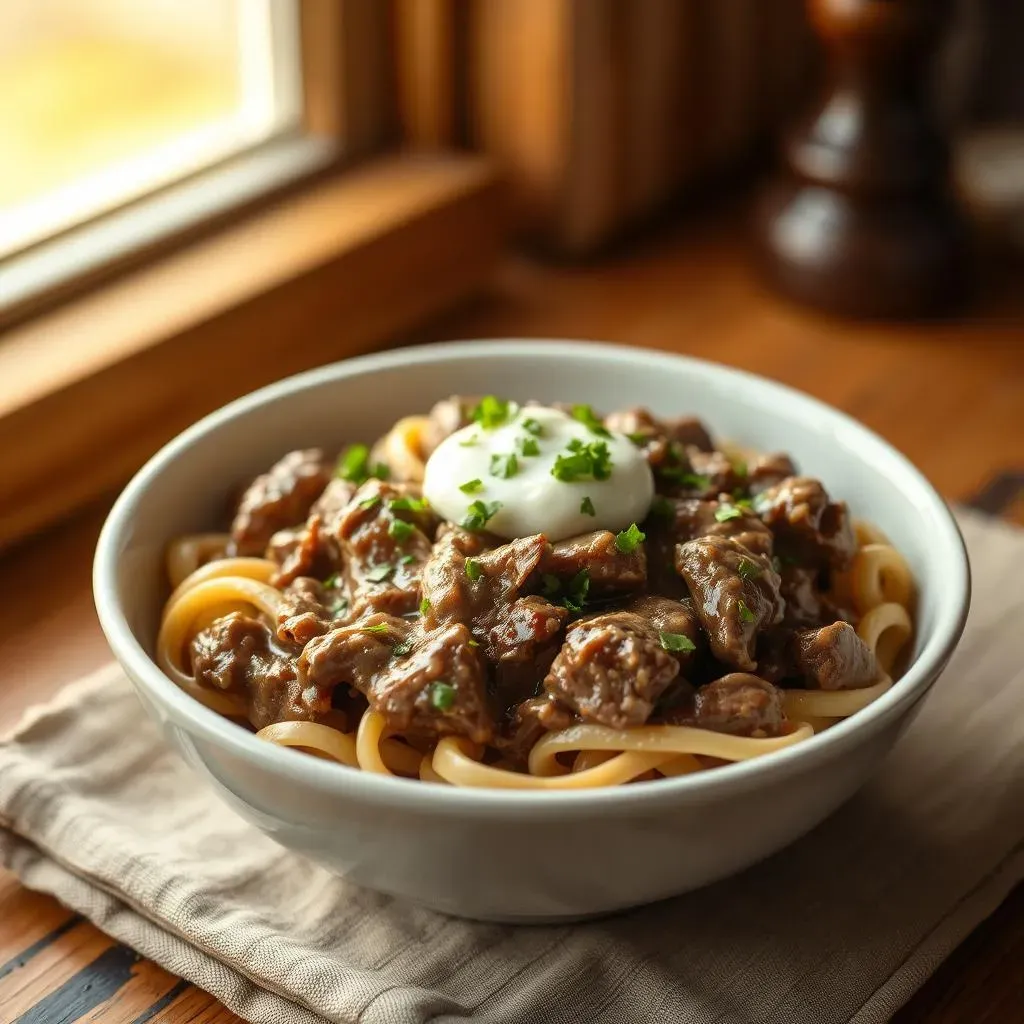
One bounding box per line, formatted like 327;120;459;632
94;338;971;818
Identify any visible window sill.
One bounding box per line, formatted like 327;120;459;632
0;152;504;549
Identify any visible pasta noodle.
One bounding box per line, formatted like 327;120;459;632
157;412;918;791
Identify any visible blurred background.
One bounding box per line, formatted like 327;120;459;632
0;0;1022;549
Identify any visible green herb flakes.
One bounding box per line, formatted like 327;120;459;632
388;496;430;512
522;418;544;437
551;440;613;482
518;436;541;457
459;478;484;494
472;395;517;430
659;631;697;653
388;519;415;543
465;558;482;582
715;503;743;522
419;597;431;615
365;563;394;583
430;682;456;711
737;557;762;580
580;496;596;517
737;600;756;624
461;500;502;531
615;522;646;554
570;404;611;437
489;452;519;479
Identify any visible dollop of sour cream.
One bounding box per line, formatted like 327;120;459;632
423;403;654;541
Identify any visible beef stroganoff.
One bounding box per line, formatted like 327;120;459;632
159;397;915;788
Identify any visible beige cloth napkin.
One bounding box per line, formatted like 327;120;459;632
1;509;1023;1024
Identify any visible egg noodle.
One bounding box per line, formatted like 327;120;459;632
159;420;916;789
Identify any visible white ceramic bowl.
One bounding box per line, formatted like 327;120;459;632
94;340;970;922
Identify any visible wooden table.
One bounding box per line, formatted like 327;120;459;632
1;211;1022;1022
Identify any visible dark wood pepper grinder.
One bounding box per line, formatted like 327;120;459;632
753;0;970;318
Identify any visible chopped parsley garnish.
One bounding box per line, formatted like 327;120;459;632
660;467;712;490
392;638;413;657
465;558;482;581
399;553;415;565
626;432;650;446
489;452;519;479
541;573;561;596
467;638;480;648
730;456;748;478
615;522;646;554
388;496;430;512
359;494;381;510
650;496;675;518
430;682;456;711
330;599;348;615
737;557;762;580
388;519;414;543
458;435;480;447
659;631;697;653
419;597;431;615
737;600;756;623
562;570;590;612
580;496;596;517
459;478;484;494
518;436;540;457
522;417;544;437
363;623;391;634
715;503;744;522
322;573;340;589
551;439;613;482
570;404;610;437
461;499;502;531
365;563;394;583
472;395;517;430
336;444;370;482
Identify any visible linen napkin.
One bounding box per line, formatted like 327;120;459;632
1;509;1022;1024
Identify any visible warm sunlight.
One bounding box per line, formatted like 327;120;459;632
0;0;301;257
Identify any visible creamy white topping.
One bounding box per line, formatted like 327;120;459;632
423;404;655;541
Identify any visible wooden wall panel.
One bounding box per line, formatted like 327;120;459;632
464;0;815;255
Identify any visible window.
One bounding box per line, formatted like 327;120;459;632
0;0;344;318
1;0;304;259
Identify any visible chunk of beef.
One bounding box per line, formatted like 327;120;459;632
662;497;773;557
623;594;704;671
684;449;741;497
747;453;798;495
491;643;561;715
544;611;679;728
421;395;479;455
779;565;849;629
668;674;787;737
298;614;410;696
605;408;714;453
275;577;343;647
754;476;857;568
190;612;322;730
229;449;331;556
268;514;338;587
311;478;358;522
793;621;878;690
676;536;783;672
330;480;436;617
540;530;646;593
423;531;568;662
369;621;493;742
499;695;575;768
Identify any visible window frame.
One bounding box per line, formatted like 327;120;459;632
0;0;395;331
